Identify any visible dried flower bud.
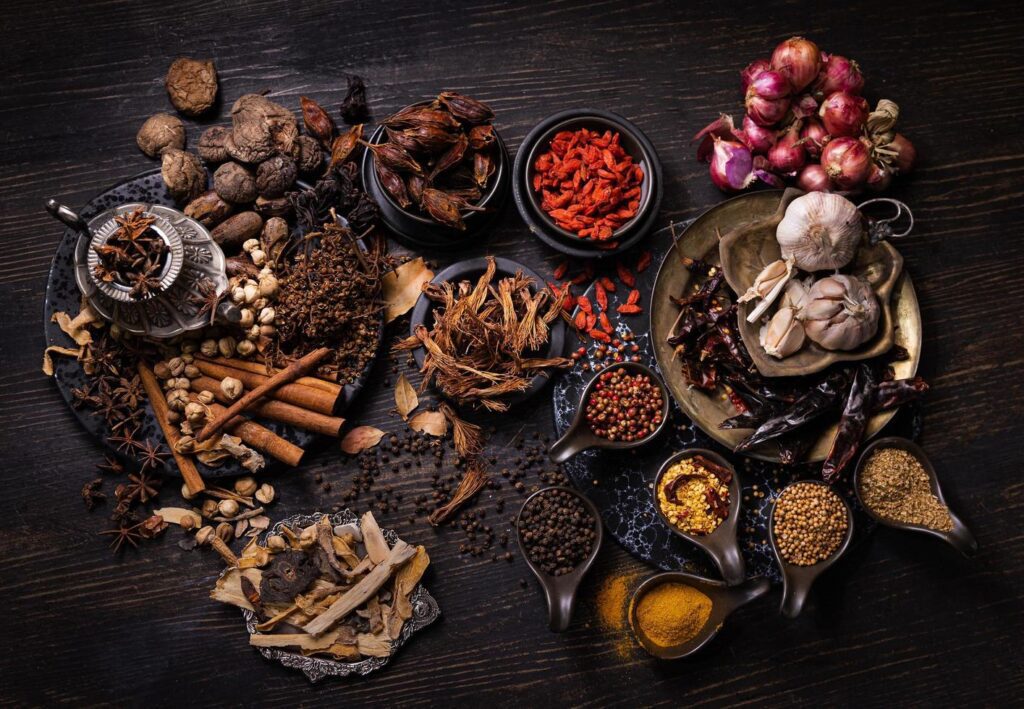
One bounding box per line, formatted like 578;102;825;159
161;148;207;202
266;534;287;552
258;307;276;325
180;482;197;501
197;390;215;405
243;282;259;303
214;162;258;204
153;361;172;379
231;286;246;304
250;249;266;266
247;324;261;340
242;238;260;253
234;476;258;497
172;377;191;391
215;521;234;543
165;57;218;117
184;401;207;425
255;483;275;505
236;340;256;356
300;96;336;146
166;388;189;412
180;516;196;531
221;376;243;400
258;274;279;298
201;499;219;518
217;499;240;518
217;337;237;357
261;217;289;264
197;126;231;163
195;525;215;545
184;364;201;379
137;113;186;158
200;339;219;357
167;357;185;377
252;297;268;311
259;325;276;337
238;308;255;328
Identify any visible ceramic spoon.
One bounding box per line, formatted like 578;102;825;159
516;486;603;632
854;436;977;556
768;480;855;618
629;571;770;659
653;449;746;586
548;361;670;463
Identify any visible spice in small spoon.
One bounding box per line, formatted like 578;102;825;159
859;447;953;532
772;482;849;565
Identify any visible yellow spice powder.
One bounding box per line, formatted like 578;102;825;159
633;582;712;648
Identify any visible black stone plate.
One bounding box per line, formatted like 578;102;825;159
552;223;921;582
43;169;379;478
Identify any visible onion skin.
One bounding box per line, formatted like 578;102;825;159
866;160;894;192
741;58;771;91
888;133;916;173
709;136;754;192
821;136;872;190
819;91;869;138
797;163;832;192
740;114;776;154
768;122;806;174
816;53;865;96
800;118;830;159
770;36;822;93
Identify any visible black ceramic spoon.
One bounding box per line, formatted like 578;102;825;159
628;571;770;659
516;486;603;632
768;480;854;618
653;449;746;586
854;436;978;556
548;361;669;463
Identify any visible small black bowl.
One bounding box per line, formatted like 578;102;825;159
512;108;663;259
409;256;566;409
361;101;511;251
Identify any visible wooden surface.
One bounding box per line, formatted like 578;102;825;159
2;1;1023;705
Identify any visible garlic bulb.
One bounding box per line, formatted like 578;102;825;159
776;192;862;271
738;258;795;323
760;306;805;359
801;275;880;351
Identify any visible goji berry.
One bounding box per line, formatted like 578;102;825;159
553;261;569;280
636;250;653;273
570;272;589;285
599;312;612;331
574;311;588;330
598;276;616;292
589;329;611;343
616;262;636;287
627;289;641;305
583;260;595;281
577;295;593;313
586;313;597;330
616;303;642;315
595;282;608;311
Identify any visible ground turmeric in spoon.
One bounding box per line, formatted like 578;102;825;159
633;582;712;647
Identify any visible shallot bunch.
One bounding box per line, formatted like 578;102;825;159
692;36;916;193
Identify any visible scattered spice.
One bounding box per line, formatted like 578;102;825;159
532;127;643;241
584;367;663;441
657;457;731;535
858;448;953;532
518;489;596;576
772;482;849;565
595;571;643;658
633;582;712;648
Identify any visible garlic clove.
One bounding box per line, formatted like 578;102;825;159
741;258;795;323
760;306;806;358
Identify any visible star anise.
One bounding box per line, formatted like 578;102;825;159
110;498;139;526
114;210;157;241
108;425;141;454
81;478;106;510
93;396;132;426
134;439;170;473
111;375;144;409
97;456;125;475
189;277;225;326
98;520;145;554
128;264;163;299
71;382;100;409
117;470;162;504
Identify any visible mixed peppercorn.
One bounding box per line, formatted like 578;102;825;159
584;366;664;442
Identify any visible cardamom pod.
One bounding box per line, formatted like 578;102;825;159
436;91;494;124
299;96;336;147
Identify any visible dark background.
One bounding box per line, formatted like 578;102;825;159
2;0;1023;706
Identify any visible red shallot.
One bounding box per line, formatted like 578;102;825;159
768;122;806;174
819;92;869;137
709;136;755;192
797;163;831;192
741;58;770;91
745;70;791;126
865;160;893;192
816;53;865;96
740;114;776;154
800;118;829;158
885;133;916;173
821;137;871;190
770;37;822;92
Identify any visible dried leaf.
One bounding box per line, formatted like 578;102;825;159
408;410;447;437
381;257;434;323
394;373;418;419
340;426;386;454
42;345;81;376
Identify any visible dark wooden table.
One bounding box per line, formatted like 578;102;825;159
3;1;1023;705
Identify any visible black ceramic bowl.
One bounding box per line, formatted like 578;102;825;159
409;256;566;409
361;101;511;251
512;108;663;259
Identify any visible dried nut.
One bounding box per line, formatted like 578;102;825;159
295;134;323;173
250;249;266;266
266;534;287;552
184;190;234;228
166;389;189;412
172;377;191;391
153;361;172;379
215;522;234;543
160;148;207;202
228;94;298;164
180;482;197;501
259;325;276;337
231;286;246;304
247;324;261;340
180;516;196;531
184;364;201;379
218;499;240;518
213;162;258;204
184;401;207;425
234;476;258;497
167;357;186;377
201;499;219;518
243;282;259;303
236;340;256;357
163;378;175;390
258;274;279;298
200;339;219;357
211;211;264;250
252;297;268;311
221;376;243;400
258;307;276;325
197;389;215;405
165;57;218;117
238;309;255;328
254;195;291;217
195;525;215;545
217;337;237;357
197;125;231;163
180;346;196;357
254;483;275;505
137;113;185;158
242;238;261;253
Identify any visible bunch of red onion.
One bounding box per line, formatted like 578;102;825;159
693;36;916;194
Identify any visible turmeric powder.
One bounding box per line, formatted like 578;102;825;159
632;582;712;647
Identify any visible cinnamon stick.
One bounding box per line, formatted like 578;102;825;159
191;395;305;466
195;355;342;396
192;376;344;437
138;362;205;495
196;347;332;442
193;359;338;415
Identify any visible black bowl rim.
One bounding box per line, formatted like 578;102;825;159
512;108;664;259
408;256;567;408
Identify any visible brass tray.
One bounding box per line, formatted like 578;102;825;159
649;190;922;463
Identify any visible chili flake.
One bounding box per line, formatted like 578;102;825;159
657;458;730;535
532;127;644;240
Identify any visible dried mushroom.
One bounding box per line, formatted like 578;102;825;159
256;155;297;198
228;93;298;164
294;134;323;173
136;113;185;158
165;57;218;117
160;148;207;202
197;125;231;163
213;162;258;204
184;190;233;227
